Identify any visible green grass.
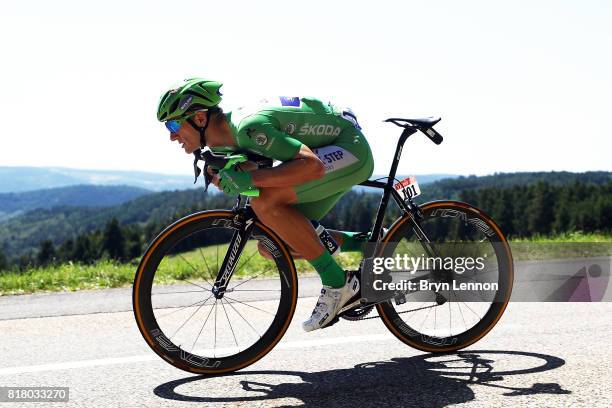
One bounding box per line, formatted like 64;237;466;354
510;232;612;243
0;260;137;295
509;232;612;260
1;232;610;295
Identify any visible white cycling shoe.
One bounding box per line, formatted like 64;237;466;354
302;273;360;332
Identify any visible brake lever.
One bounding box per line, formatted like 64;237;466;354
192;149;220;192
203;163;218;192
193;153;202;185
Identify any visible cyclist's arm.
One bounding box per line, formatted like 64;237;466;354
236;117;325;188
252;144;324;188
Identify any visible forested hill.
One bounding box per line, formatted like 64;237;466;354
418;171;612;202
0;185;151;222
0;171;610;266
0;189;231;261
0;166;195;193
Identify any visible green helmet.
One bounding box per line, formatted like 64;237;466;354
156;78;223;122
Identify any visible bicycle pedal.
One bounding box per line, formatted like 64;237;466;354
338;298;362;315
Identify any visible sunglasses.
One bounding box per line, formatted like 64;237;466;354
165;119;185;133
164;110;208;133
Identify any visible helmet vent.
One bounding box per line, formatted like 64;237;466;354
183;90;212;103
169;99;179;113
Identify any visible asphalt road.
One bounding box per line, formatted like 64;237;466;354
0;261;611;407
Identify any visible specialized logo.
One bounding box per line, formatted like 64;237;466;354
313;145;358;173
179;95;193;111
220;233;242;284
254;133;268;145
285;122;296;134
299;123;342;137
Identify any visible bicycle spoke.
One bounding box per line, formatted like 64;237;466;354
418;303;433;333
228;269;269;291
170;295;213;340
434;304;437;337
224;295;275;316
191;298;217;351
178;253;214;289
229;289;280;292
221;299;239;349
452;290;468;332
224;296;262;338
214;300;218;357
156;292;214;320
449;294;452;337
459;300;480;318
234;248;260;276
198;247;216;282
181;278;211;291
153;289;212;295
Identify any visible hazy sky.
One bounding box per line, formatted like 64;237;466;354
1;0;610;176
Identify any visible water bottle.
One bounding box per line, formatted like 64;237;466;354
310;220;340;257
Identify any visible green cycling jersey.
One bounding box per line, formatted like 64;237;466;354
217;96;374;221
223;96;362;161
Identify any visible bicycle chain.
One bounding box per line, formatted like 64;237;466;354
356;302;439;320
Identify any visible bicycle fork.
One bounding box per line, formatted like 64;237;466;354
211;214;256;299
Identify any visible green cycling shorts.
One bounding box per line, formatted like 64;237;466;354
292;127;374;220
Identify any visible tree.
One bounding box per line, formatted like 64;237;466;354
37;240;57;266
0;248;7;271
495;189;515;237
527;182;555;235
74;234;95;264
58;238;74;263
18;253;34;272
125;228;143;260
102;218;126;260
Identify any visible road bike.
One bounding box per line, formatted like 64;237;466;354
133;117;514;374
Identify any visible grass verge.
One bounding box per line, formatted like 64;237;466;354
1;233;610;295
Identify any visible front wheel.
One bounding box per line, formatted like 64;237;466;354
376;201;513;352
133;210;298;374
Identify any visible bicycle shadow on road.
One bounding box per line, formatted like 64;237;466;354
154;350;571;407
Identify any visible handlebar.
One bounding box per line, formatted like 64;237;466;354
193;148;260;197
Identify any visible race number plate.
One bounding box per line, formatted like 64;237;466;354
394;176;421;198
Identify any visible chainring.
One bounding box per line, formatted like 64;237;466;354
340;304;375;321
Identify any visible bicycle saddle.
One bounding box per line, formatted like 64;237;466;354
384;117;441;128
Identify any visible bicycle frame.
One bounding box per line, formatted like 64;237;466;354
210;121;443;300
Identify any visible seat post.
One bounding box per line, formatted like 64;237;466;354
369;127;417;242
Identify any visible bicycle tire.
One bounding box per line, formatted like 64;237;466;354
133;210;298;374
376;200;513;352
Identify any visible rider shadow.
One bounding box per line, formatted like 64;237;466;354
154;350;571;407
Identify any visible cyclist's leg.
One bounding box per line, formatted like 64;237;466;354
292;127;374;253
291;188;350;221
292;129;374;212
254;127;372;288
257;189;348;260
256;127;374;260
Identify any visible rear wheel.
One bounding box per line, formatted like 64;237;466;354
376;201;513;352
133;210;298;374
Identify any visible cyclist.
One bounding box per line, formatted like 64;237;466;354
157;78;374;331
